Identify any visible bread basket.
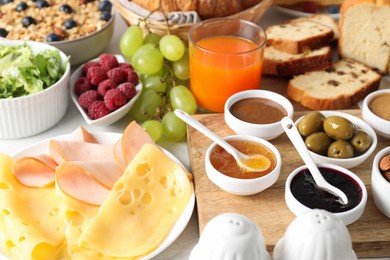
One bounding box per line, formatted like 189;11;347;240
113;0;273;40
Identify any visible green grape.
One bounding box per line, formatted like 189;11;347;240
142;120;163;142
159;34;185;62
131;43;164;75
144;75;167;92
130;89;162;122
162;111;187;142
144;33;161;45
172;51;190;80
120;25;143;60
170;85;197;115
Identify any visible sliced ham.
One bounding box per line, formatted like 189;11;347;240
50;140;115;165
114;121;154;171
69;126;98;143
56;160;122;206
13;154;57;187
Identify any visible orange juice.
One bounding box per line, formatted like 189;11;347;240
189;35;264;113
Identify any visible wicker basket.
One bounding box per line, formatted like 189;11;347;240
113;0;273;40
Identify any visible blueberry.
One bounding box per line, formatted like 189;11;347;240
100;11;111;22
98;0;112;12
1;0;14;5
64;18;77;29
46;33;62;42
328;5;340;14
22;16;36;28
0;28;8;37
36;0;49;8
16;2;28;12
59;4;73;14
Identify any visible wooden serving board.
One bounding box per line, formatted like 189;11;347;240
187;110;390;258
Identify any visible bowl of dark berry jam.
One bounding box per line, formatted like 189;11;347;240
285;163;367;225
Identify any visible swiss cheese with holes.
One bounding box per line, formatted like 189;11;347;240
77;143;194;258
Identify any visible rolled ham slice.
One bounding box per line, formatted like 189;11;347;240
114;121;154;171
56;160;122;206
50;140;115;165
13;154;57;188
69;126;98;143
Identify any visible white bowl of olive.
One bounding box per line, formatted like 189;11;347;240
295;111;377;169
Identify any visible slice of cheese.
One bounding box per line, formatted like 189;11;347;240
0;153;66;259
78;144;194;258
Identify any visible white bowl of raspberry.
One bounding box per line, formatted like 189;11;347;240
70;54;142;126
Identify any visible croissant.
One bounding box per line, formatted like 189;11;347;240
130;0;262;19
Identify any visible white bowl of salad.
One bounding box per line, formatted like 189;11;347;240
0;40;70;139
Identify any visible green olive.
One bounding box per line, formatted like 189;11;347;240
305;132;334;155
298;111;325;137
323;116;355;140
327;140;354;159
350;130;372;153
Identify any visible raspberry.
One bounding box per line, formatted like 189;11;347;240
87;66;108;85
117;82;137;100
126;70;139;85
118;62;133;71
78;90;99;110
104;89;127;111
88;100;110;119
82;61;100;75
97;79;117;97
100;53;119;70
74;77;92;96
107;67;127;84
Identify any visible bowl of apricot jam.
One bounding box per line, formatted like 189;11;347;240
205;135;282;195
285;163;367;225
224;89;294;140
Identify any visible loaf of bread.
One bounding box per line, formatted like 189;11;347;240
263;46;332;76
266;20;334;54
339;0;390;74
130;0;262;19
287;59;381;110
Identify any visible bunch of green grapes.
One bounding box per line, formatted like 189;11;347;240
120;25;197;143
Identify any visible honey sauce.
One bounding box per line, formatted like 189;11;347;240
369;93;390;121
210;140;277;179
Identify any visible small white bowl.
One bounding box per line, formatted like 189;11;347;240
371;146;390;218
285;163;367;225
361;89;390;139
205;135;282;195
273;209;357;260
296;111;377;169
224;89;294;140
70;55;142;127
0;40;70;139
190;213;270;260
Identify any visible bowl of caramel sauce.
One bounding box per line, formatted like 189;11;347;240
362;89;390;139
224;90;294;140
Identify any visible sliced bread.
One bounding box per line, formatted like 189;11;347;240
293;14;339;40
287;59;381;110
266;20;334;54
263;46;332;76
339;0;390;73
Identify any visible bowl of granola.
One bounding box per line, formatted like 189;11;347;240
0;0;115;65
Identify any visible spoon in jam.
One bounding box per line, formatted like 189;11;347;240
174;109;271;173
281;117;348;205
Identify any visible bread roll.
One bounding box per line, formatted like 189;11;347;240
131;0;262;19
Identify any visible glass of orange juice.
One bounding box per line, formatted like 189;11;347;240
188;18;267;113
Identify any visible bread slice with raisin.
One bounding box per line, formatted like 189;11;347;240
287;59;381;110
293;14;339;40
263;46;332;76
266;20;334;54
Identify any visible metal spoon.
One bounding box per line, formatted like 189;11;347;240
174;109;271;173
281;117;348;205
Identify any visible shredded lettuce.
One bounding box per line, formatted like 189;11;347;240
0;42;68;99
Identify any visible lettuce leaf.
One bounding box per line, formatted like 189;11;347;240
0;42;68;99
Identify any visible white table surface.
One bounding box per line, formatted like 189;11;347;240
0;6;388;260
